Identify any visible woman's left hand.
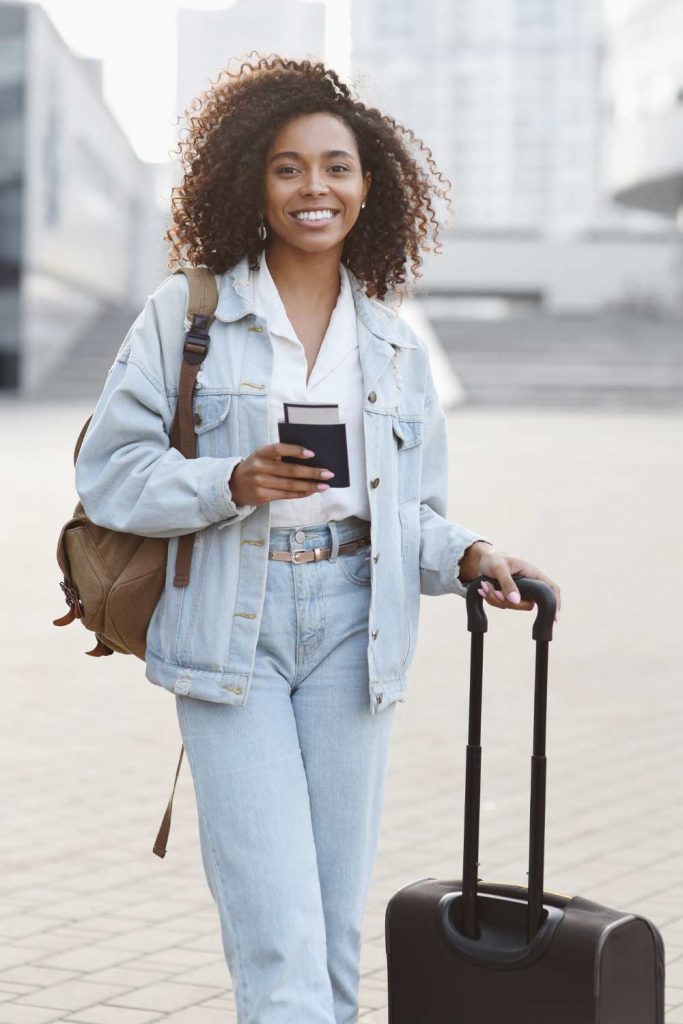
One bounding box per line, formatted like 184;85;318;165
474;547;561;624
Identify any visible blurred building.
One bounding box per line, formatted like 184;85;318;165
349;0;682;316
603;0;683;223
351;0;664;235
176;1;326;120
0;2;163;395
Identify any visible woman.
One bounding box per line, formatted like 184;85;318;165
76;55;561;1024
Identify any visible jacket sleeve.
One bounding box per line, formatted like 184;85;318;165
75;275;257;539
418;359;492;597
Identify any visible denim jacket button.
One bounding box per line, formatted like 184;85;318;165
376;692;383;704
373;552;380;563
370;477;380;488
371;629;379;639
368;390;377;403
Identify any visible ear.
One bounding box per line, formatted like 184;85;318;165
363;171;372;202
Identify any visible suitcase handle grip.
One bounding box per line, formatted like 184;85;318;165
460;576;556;945
466;574;556;641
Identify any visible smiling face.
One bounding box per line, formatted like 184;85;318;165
262;111;371;256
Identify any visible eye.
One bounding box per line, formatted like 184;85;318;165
275;164;350;175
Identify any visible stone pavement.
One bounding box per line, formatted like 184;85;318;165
2;398;682;1023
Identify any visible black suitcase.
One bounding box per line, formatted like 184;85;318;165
385;575;665;1023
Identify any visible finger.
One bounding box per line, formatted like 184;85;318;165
268;443;317;461
481;578;533;612
260;475;329;495
267;461;334;482
517;568;561;621
480;581;507;611
493;565;524;605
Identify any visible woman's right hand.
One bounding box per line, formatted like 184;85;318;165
229;444;335;507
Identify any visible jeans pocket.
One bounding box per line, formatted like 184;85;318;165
337;543;372;587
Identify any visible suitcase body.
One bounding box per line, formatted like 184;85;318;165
385;576;665;1023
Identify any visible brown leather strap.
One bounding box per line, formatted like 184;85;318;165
74;415;93;465
85;635;114;657
155;269;217;858
153;744;185;858
169;268;219;587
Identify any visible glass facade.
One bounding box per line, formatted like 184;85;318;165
0;5;26;388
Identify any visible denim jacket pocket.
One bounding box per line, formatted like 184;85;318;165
391;415;424;504
192;393;232;456
391;415;423;450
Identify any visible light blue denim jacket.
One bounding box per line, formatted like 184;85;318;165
75;255;489;714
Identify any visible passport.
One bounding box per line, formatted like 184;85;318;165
277;402;350;487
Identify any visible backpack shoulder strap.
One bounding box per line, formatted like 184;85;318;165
174;266;219;324
169;267;220;588
154;271;219;857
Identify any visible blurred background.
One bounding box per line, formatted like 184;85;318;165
2;3;682;1023
1;0;682;405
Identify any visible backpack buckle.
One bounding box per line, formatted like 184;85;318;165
184;314;211;365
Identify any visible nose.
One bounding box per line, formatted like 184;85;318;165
300;175;328;195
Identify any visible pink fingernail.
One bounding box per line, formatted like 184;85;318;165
495;590;504;600
316;483;330;491
508;591;520;604
477;588;486;597
303;449;315;457
481;581;490;593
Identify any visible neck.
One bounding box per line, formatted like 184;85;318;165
263;240;342;311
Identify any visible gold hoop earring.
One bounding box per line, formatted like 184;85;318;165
258;213;267;241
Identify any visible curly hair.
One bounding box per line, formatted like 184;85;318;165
165;53;453;302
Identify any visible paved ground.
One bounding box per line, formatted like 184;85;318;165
2;398;682;1023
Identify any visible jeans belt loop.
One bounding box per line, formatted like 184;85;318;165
328;520;340;562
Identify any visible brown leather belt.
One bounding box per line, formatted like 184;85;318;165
268;534;371;563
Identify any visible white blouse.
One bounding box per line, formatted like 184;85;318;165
250;249;371;528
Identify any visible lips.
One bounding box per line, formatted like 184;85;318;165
289;208;340;215
288;210;340;219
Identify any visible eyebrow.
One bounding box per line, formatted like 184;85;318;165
268;149;355;164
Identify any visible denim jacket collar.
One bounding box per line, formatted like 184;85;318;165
214;254;418;350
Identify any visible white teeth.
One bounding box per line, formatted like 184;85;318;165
293;210;336;221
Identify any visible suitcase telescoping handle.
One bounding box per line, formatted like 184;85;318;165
461;575;556;945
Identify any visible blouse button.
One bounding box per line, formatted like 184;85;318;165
368;390;377;403
370;477;380;489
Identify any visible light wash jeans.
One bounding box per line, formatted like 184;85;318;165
175;515;397;1024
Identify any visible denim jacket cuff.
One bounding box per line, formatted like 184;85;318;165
199;456;257;528
441;530;493;598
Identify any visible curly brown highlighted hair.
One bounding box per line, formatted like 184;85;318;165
165;53;453;302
